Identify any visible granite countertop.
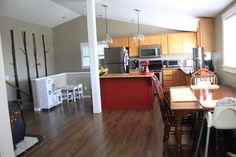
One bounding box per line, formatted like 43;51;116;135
100;72;154;78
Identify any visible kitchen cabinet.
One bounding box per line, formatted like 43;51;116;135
161;34;168;55
179;69;192;86
162;69;182;92
109;37;129;48
167;32;196;54
128;36;139;57
168;33;183;54
197;18;215;52
182;32;197;54
141;35;161;46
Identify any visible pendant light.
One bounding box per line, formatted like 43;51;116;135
133;9;144;42
102;4;113;44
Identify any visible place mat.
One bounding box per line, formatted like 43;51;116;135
190;84;219;90
170;87;197;102
200;100;219;108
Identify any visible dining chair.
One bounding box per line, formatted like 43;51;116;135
152;75;195;156
190;68;218;85
194;97;236;157
61;86;73;102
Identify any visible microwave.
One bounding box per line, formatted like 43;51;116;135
139;45;161;58
166;60;180;67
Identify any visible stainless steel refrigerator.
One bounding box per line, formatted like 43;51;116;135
193;47;204;72
104;47;129;73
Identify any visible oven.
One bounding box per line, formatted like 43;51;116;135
148;60;163;84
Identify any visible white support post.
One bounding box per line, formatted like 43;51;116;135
86;0;102;113
0;33;15;156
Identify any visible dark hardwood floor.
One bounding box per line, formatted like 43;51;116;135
22;97;236;157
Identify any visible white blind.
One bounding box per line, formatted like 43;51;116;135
223;5;236;68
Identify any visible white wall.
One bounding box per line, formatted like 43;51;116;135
0;33;15;157
0;16;55;109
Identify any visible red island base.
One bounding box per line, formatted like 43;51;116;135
100;73;154;109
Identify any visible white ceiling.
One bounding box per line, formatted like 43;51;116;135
0;0;234;31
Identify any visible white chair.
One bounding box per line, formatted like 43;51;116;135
194;97;236;157
76;84;84;100
61;86;73;102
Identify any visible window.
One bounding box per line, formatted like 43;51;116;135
80;42;108;69
222;4;236;73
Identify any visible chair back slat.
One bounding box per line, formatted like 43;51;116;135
190;68;218;85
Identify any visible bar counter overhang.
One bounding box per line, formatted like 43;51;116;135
100;73;154;109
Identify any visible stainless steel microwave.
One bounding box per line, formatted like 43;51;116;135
139;45;161;58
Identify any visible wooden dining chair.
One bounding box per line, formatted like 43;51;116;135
152;75;195;156
190;68;218;85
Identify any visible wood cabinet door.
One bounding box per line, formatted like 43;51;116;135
172;70;181;86
128;36;139;57
182;32;197;54
197;18;215;52
141;35;161;46
161;34;168;55
168;33;183;54
109;37;129;48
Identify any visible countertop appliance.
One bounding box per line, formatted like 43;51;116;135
131;59;139;69
193;47;204;72
139;45;161;58
104;47;129;73
204;52;214;71
164;60;180;68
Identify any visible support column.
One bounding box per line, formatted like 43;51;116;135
86;0;102;113
0;33;15;156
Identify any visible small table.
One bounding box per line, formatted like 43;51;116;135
170;85;236;157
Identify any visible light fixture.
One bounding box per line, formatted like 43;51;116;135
133;9;144;42
102;4;113;44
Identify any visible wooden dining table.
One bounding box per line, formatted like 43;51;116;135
170;84;236;157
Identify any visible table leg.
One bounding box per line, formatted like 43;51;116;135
175;111;183;157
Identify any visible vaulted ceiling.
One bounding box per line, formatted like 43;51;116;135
0;0;233;31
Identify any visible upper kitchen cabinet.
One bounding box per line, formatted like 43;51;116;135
109;37;129;48
140;35;161;46
168;33;183;54
167;32;196;54
182;32;197;54
197;18;215;52
161;34;168;55
128;36;139;57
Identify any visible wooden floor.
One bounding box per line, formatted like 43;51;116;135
22;97;236;157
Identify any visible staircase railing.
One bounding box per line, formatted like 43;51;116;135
5;80;31;98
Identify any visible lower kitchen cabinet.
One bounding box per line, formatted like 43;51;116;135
162;69;191;92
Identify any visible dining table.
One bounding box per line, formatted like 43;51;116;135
170;84;236;157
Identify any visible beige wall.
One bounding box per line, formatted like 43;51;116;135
213;3;236;88
0;16;55;109
52;16;176;73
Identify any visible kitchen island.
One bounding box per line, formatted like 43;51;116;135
100;73;154;109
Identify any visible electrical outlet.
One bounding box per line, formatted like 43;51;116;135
84;85;87;91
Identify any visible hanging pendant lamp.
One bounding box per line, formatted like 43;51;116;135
102;4;113;44
133;9;144;42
